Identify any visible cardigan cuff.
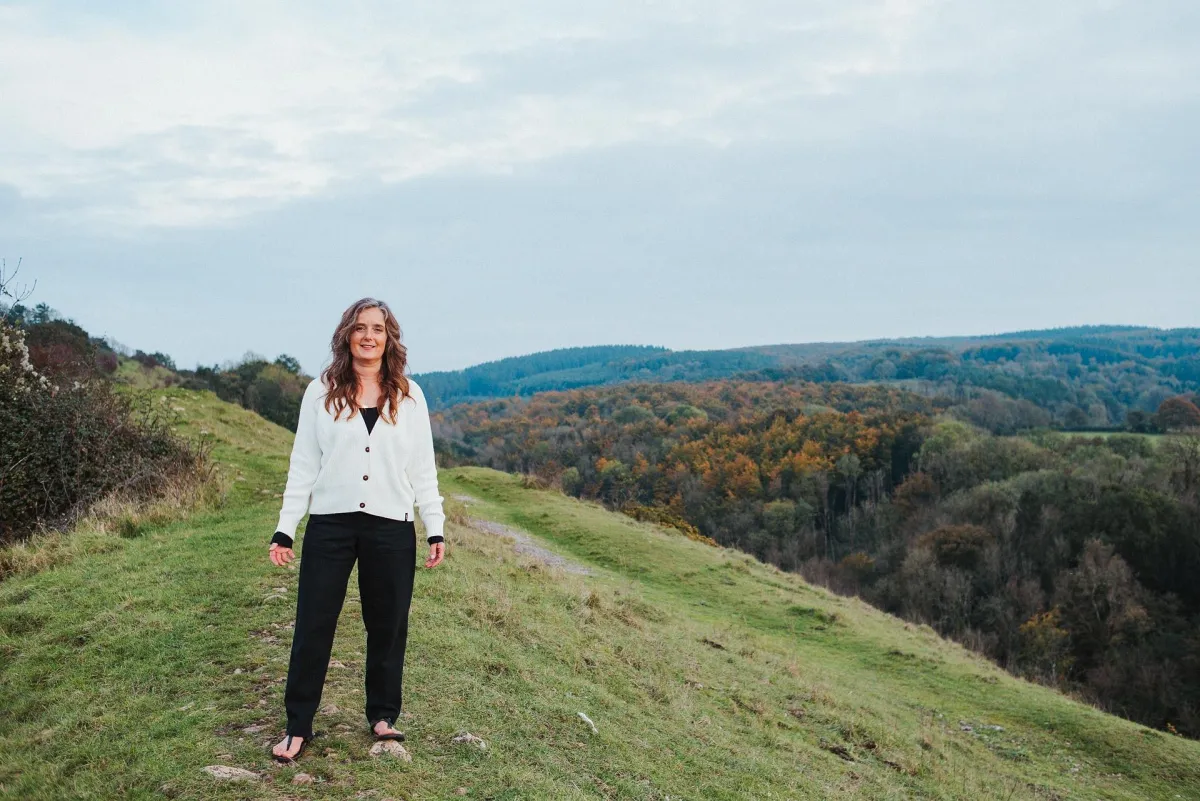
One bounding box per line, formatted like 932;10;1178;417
427;534;444;545
270;531;294;549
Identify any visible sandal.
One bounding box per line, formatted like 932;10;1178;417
371;718;405;741
272;732;315;763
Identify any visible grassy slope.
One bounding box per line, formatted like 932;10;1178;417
114;357;178;390
1;389;1197;801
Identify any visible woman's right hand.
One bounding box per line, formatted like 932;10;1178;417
269;542;295;567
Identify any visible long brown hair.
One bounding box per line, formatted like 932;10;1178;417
320;298;411;425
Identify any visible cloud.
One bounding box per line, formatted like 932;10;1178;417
0;1;1195;229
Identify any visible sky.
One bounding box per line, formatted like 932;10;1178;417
1;0;1197;375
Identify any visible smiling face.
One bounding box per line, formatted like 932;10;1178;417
349;306;387;364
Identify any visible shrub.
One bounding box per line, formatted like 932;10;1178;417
1;319;212;546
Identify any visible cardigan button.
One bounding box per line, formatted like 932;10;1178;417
359;502;366;508
363;475;369;481
365;446;370;452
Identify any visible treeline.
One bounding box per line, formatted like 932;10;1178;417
415;328;1200;426
177;357;307;432
437;379;1200;737
416;344;780;408
2;301;311;432
738;330;1200;433
0;277;212;550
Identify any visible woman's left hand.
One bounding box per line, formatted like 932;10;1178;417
424;541;445;568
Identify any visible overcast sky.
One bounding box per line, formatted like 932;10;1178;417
1;1;1197;375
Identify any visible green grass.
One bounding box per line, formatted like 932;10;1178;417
1;390;1197;800
1057;430;1164;441
113;356;178;389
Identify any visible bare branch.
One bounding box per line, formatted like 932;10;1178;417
0;257;36;303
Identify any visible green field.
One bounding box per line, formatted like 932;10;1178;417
1;389;1197;800
1057;430;1164;441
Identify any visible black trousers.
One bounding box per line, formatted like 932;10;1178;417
284;512;417;738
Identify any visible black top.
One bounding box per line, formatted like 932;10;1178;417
269;404;444;548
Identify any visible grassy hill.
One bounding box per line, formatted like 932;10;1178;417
1;390;1197;800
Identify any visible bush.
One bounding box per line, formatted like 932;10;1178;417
1;319;212;546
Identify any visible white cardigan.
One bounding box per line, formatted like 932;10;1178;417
275;376;446;543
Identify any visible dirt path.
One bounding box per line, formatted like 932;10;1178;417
452;493;595;576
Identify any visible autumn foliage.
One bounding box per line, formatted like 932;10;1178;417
438;380;1200;738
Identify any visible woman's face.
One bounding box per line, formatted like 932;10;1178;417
350;307;387;364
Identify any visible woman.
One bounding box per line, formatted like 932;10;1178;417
267;298;446;762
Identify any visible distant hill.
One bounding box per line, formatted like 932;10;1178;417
414;344;780;407
417;327;1200;431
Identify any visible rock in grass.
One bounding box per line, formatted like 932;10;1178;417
292;772;315;784
202;765;260;782
370;740;412;761
451;731;487;749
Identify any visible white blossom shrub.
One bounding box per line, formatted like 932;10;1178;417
0;319;50;395
1;317;212;546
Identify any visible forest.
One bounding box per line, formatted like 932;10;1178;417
418;327;1200;430
434;379;1200;738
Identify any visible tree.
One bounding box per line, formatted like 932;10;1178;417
893;472;939;518
917;524;993;571
1052;539;1148;674
872;359;897;380
763;499;797;539
151;351;177;371
30;302;53;324
1125;409;1156;434
274;354;303;375
1154;396;1200;432
1064;406;1090;429
559;467;582;496
1018;608;1073;683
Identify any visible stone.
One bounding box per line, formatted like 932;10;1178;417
451;731;487;749
370;740;412;761
292;772;316;785
321;703;341;715
201;765;259;782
